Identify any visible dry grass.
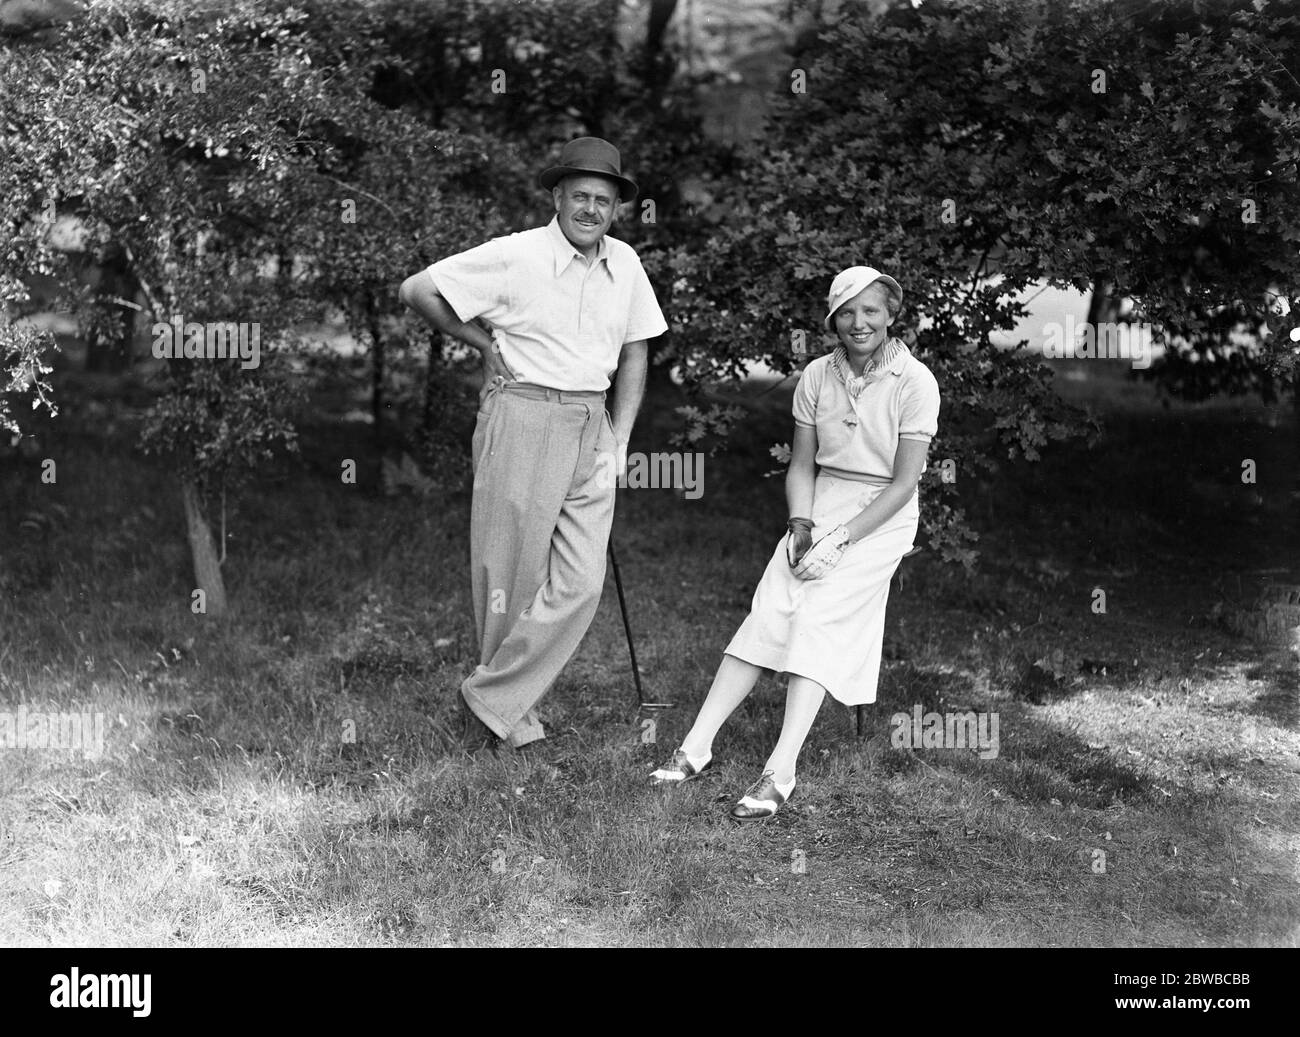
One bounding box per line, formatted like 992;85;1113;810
1;363;1297;946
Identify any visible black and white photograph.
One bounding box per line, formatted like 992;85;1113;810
0;0;1297;996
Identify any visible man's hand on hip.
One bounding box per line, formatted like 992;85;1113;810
479;327;517;395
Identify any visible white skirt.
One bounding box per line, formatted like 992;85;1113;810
724;472;918;706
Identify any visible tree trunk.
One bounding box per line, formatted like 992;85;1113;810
642;0;679;107
84;243;137;373
276;244;293;293
421;329;442;462
644;344;681;404
365;293;385;446
1085;278;1105;327
585;0;623;137
181;477;227;618
1086;275;1114;328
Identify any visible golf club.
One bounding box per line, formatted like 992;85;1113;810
608;534;673;710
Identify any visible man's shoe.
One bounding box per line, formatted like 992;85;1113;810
650;748;712;785
729;770;794;821
504;711;546;750
458;707;500;755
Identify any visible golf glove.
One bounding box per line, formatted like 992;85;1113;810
791;524;852;580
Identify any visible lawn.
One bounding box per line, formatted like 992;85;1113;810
1;357;1297;947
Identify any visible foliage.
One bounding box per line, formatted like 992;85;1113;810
2;2;314;483
655;0;1300;567
286;0;730;453
0;276;58;437
1;1;532;498
8;0;1294;573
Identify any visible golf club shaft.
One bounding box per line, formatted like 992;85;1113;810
607;535;645;704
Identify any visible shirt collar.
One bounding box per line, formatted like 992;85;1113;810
830;338;908;396
545;216;613;278
876;338;909;375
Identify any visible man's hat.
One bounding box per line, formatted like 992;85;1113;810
538;137;638;204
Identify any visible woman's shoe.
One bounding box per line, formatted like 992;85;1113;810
729;771;795;821
650;748;712;785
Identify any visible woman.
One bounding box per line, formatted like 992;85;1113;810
650;265;940;820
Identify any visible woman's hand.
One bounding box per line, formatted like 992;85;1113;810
792;525;852;580
785;517;814;569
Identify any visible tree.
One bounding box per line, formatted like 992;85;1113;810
655;0;1300;566
1;0;564;612
3;2;333;614
297;0;731;406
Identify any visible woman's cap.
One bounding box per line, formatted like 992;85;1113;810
824;266;903;330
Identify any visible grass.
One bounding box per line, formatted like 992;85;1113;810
0;357;1297;947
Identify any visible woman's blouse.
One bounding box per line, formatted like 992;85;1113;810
792;338;940;483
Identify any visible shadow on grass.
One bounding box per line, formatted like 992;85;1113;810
2;363;1298;945
868;660;1150;809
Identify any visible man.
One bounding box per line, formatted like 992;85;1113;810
399;136;668;750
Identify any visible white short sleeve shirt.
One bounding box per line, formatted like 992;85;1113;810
792;341;940;481
425;217;668;391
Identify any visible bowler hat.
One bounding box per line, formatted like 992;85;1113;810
538;137;638;204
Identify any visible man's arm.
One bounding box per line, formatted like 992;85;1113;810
608;339;647;444
398;273;514;381
398;274;490;351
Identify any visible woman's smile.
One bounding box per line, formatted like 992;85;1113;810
834;283;895;371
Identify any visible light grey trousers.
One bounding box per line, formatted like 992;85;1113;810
461;381;616;747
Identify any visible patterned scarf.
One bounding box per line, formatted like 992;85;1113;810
830;337;905;399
